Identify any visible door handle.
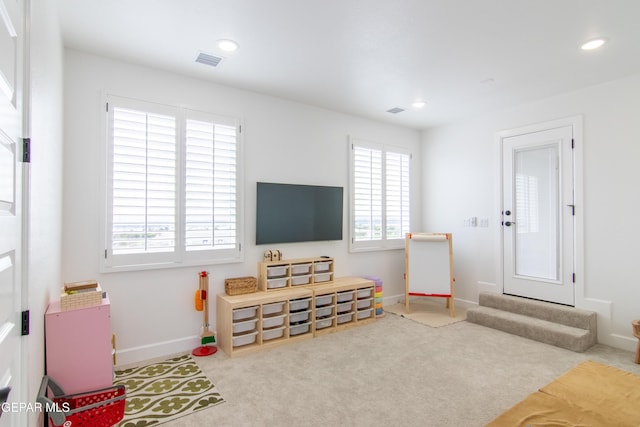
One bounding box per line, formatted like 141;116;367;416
504;221;515;227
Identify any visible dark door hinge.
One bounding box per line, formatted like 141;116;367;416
572;273;576;283
21;138;30;163
21;310;29;336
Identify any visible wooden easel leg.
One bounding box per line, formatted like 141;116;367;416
448;297;456;318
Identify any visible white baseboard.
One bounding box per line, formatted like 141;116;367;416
116;335;202;366
386;293;476;308
606;333;637;353
478;281;498;293
384;293;404;305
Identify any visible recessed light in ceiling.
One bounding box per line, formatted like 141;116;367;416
581;38;607;51
412;101;426;109
218;39;239;52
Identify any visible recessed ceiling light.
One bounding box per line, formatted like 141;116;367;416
412;100;426;109
581;38;607;51
218;39;239;52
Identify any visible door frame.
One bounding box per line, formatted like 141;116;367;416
496;116;584;305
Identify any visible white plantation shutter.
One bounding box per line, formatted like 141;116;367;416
111;107;176;255
353;146;382;241
385;151;410;240
104;96;242;271
185;116;238;251
350;139;411;251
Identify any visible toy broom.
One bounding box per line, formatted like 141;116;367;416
192;271;218;357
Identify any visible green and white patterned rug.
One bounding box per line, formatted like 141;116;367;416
114;353;225;426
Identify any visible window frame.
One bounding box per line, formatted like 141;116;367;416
101;94;244;272
349;137;411;252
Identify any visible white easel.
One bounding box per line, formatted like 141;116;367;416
404;232;455;317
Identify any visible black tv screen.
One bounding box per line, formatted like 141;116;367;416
256;182;343;245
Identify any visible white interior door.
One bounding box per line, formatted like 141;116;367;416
0;0;24;425
502;125;574;306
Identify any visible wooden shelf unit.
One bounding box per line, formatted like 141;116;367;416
217;276;375;357
258;257;334;291
217;288;314;357
308;278;376;336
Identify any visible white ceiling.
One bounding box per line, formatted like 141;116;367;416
56;0;640;130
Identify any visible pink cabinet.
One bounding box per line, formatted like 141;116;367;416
45;296;113;394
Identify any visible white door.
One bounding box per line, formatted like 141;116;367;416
502;125;574;306
0;0;25;425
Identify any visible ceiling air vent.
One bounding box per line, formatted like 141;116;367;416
196;52;222;67
386;107;405;114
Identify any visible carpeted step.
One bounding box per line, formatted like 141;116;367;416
466;292;597;352
478;292;597;331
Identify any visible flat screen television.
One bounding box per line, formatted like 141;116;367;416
256;182;344;245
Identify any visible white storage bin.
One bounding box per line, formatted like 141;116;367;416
289;310;311;324
262;326;285;341
290;263;312;275
337;313;355;324
314;272;332;283
266;265;288;278
315;306;333;318
262;313;286;329
267;277;288;289
262;301;285;316
315;294;333;307
289;297;311;312
289;322;311;336
336;290;354;303
336;301;354;314
232;317;258;334
232;306;258;321
357;287;373;299
357;308;373;320
314;261;332;272
232;330;258;347
291;274;311;286
315;316;334;330
357;298;373;310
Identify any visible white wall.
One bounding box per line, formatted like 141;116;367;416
27;0;64;419
421;73;640;351
62;50;421;364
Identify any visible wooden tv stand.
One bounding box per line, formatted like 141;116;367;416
217;276;376;357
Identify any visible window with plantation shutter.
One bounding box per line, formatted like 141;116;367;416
349;139;411;251
385;151;410;240
103;95;243;271
111;107;177;257
352;145;382;242
184;115;238;251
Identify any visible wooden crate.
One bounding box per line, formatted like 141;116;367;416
225;276;257;296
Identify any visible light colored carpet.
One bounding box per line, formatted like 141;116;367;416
384;297;467;327
144;314;639;427
114;354;224;426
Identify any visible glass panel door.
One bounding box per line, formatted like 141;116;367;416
514;144;559;282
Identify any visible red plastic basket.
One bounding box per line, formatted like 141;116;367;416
38;376;126;427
